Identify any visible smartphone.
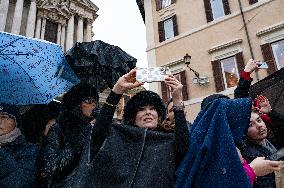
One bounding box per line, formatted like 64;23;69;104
136;67;172;83
258;61;268;69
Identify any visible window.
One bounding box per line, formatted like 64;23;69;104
203;0;231;22
220;56;239;89
271;40;284;69
249;0;258;5
162;0;171;8
155;0;176;11
158;15;178;42
164;18;174;40
161;71;188;102
212;52;245;92
210;0;225;20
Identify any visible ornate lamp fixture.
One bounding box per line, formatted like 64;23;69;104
184;53;209;86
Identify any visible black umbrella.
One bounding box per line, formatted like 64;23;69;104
65;40;137;92
250;68;284;115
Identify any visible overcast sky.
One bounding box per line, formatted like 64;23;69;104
91;0;148;68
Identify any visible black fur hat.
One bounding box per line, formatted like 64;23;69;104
123;90;166;125
62;82;98;111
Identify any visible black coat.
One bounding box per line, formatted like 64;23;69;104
90;91;189;188
37;111;92;187
240;139;277;188
234;76;284;149
0;135;38;188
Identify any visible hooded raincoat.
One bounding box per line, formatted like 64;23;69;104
175;98;252;188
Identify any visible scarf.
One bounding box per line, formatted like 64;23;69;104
0;128;22;144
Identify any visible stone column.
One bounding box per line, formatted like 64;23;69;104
0;0;10;31
66;14;74;51
40;18;46;39
57;23;62;44
61;25;66;51
85;19;93;42
76;16;83;42
25;0;37;37
35;17;42;39
11;0;25;34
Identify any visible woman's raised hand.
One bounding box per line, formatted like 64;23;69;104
112;69;143;94
164;75;183;106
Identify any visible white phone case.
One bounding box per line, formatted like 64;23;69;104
136;67;171;83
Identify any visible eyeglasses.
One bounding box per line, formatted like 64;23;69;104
82;97;97;104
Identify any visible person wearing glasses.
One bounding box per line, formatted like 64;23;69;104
37;82;99;187
0;104;38;187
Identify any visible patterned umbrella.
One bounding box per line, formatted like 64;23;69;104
0;32;80;105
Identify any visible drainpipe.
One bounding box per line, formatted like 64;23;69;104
238;0;260;81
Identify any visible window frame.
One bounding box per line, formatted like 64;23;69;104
210;0;225;20
158;15;178;42
271;39;284;70
163;18;174;40
161;0;172;8
220;56;240;89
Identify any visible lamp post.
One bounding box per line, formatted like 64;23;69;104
184;53;209;86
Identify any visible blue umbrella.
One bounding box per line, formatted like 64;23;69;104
0;32;80;105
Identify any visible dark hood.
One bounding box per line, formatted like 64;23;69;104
175;98;252;188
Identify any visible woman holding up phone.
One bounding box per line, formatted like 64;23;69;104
89;69;189;187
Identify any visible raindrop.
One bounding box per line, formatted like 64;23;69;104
222;168;226;174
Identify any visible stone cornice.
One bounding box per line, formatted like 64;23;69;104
256;21;284;37
208;39;243;54
161;58;184;68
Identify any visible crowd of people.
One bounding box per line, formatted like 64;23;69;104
0;59;283;188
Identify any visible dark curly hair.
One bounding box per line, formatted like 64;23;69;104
62;82;98;111
123;91;166;125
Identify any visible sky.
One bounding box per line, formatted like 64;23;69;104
91;0;148;68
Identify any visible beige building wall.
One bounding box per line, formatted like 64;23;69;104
139;0;284;122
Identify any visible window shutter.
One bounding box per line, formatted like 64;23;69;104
235;52;245;75
249;0;258;5
172;0;176;4
161;82;169;102
222;0;231;15
172;15;179;36
158;21;165;42
180;71;189;101
203;0;213;22
155;0;161;11
212;60;225;92
261;43;277;75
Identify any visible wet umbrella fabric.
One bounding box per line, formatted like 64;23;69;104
65;40;136;92
0;32;80;105
249;68;284;115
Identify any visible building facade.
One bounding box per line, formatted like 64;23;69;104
137;0;284;121
0;0;98;51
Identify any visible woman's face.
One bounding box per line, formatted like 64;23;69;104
0;113;16;136
247;112;267;142
80;97;97;118
135;105;158;129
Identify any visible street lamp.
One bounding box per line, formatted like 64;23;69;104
184;53;209;86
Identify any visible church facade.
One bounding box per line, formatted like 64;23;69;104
0;0;98;51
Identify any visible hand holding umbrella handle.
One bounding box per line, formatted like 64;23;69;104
112;69;143;94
